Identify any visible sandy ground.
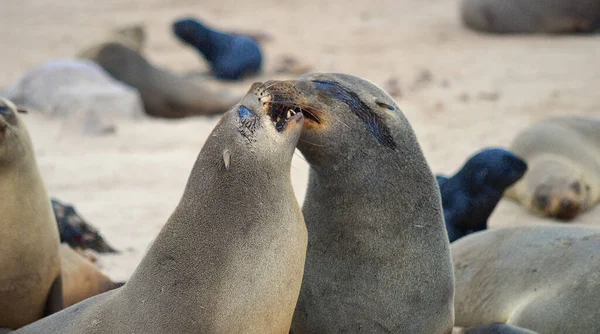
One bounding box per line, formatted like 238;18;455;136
1;0;600;282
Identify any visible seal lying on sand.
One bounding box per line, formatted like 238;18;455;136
78;25;240;118
59;244;123;308
437;148;527;242
460;0;600;34
0;97;63;329
453;225;600;333
504;116;600;221
260;74;454;333
17;83;307;333
173;18;263;80
80;42;240;118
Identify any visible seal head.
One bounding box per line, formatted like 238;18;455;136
527;161;588;220
438;148;528;242
173;18;263;80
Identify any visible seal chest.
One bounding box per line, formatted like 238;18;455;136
0;97;63;329
15;83;307;334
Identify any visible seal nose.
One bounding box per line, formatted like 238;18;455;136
555;198;581;221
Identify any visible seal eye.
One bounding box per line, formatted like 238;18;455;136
375;100;395;111
571;182;581;194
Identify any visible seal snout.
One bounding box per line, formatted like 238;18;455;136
556;198;581;221
257;81;318;132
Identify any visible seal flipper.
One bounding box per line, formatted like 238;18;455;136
43;276;64;316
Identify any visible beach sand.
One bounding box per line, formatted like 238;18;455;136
1;0;599;281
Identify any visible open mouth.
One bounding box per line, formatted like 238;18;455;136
260;94;320;132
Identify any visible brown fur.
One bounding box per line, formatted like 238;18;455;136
504;116;600;220
17;84;307;333
59;244;122;307
0;97;63;329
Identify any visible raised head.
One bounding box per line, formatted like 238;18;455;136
0;97;31;167
254;73;409;170
457;147;528;193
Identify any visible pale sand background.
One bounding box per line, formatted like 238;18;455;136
1;0;599;281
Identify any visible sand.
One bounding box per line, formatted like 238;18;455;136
1;0;599;281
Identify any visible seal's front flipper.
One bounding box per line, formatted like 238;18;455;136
43;276;65;316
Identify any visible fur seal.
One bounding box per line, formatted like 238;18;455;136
452;225;600;333
260;73;454;333
173;18;263;80
0;97;63;329
504;116;600;221
78;28;240;118
437;148;527;242
59;244;123;308
17;83;307;333
460;0;600;34
52;199;117;253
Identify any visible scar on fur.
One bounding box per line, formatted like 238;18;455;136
223;149;231;171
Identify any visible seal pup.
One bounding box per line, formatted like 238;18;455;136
261;74;454;333
437;148;527;242
0;97;63;329
504;116;600;221
17;83;307;333
59;244;123;308
453;225;600;333
52;198;117;253
460;0;600;34
173;18;263;80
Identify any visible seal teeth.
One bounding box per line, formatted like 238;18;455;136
286;110;292;119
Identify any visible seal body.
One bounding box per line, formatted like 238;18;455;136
17;83;307;334
266;74;454;333
437;148;527;242
80;42;240;119
460;0;600;34
0;97;63;329
59;244;123;307
173;18;263;80
453;225;600;333
504;116;600;221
